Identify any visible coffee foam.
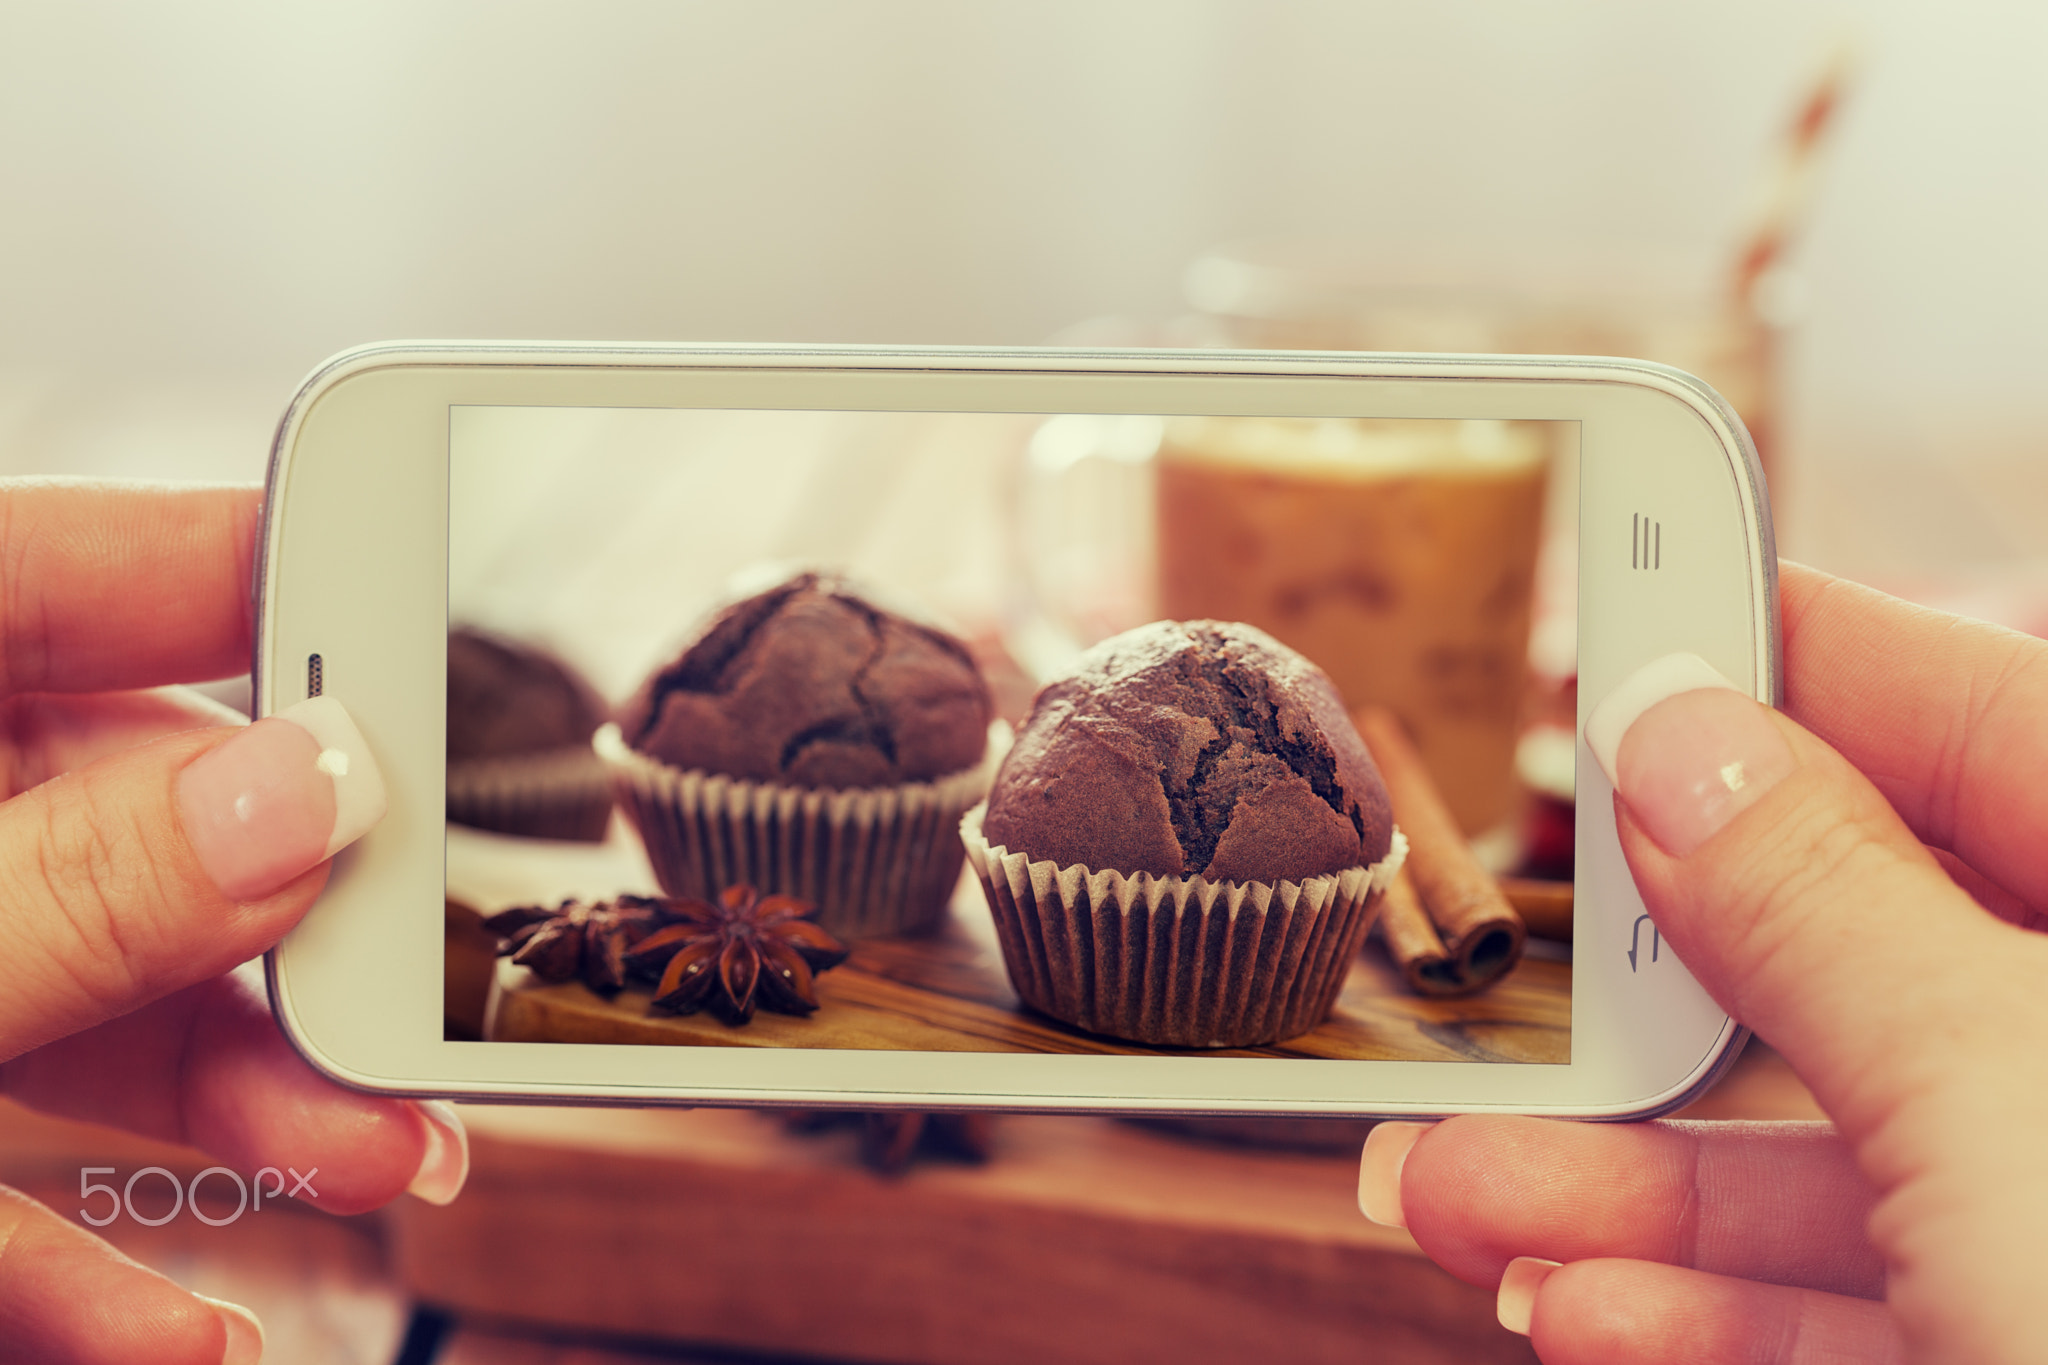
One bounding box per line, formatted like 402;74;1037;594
1160;416;1548;479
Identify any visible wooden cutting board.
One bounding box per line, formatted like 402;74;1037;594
483;910;1571;1063
453;814;1570;1063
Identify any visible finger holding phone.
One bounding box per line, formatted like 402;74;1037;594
0;481;464;1365
1364;562;2048;1364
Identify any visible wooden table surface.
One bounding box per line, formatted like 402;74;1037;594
392;1103;1539;1365
0;1022;1823;1365
388;1039;1824;1365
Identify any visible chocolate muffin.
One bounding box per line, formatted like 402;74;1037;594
982;620;1392;885
620;573;991;790
962;620;1405;1048
601;573;1001;938
446;628;613;841
449;629;609;763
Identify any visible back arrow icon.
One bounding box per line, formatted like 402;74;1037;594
1627;914;1661;972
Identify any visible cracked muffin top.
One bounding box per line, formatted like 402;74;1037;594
981;620;1392;884
619;572;993;789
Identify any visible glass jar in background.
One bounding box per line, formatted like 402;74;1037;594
1181;238;1779;474
1156;416;1554;838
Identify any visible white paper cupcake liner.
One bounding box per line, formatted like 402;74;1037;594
961;804;1406;1048
597;723;1007;939
447;746;615;842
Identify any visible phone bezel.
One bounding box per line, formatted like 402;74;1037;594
260;342;1774;1119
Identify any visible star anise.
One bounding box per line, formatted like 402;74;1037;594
482;894;666;997
623;885;849;1025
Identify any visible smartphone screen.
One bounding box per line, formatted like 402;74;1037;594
445;406;1577;1064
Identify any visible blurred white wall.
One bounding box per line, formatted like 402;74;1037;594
3;0;2046;580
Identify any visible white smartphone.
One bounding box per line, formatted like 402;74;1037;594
260;342;1775;1119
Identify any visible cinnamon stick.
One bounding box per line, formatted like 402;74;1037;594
1356;707;1526;995
1375;867;1463;995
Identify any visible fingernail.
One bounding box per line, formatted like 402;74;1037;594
177;697;388;901
198;1295;264;1364
1358;1120;1430;1227
408;1100;470;1205
1585;653;1793;858
1496;1256;1561;1336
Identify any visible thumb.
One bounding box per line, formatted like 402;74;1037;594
1585;654;2048;1143
0;696;385;1060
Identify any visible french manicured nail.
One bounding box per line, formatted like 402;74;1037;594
1496;1256;1561;1336
408;1100;470;1205
177;697;388;901
1585;653;1794;858
1358;1120;1430;1227
198;1295;264;1364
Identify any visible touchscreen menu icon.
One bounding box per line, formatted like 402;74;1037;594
1633;513;1662;570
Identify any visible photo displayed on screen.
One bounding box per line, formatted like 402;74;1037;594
444;407;1578;1062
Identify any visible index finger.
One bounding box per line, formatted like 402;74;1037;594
1593;668;2048;1150
0;480;259;696
1780;560;2048;909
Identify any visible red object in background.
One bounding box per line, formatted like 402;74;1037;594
1514;672;1578;881
1519;789;1575;882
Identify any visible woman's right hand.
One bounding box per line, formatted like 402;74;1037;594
1360;561;2048;1363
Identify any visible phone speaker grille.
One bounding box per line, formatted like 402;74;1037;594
307;653;324;698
